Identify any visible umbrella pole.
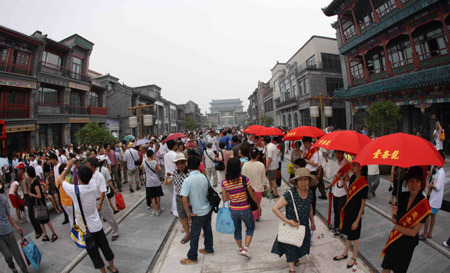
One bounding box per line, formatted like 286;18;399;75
327;188;333;229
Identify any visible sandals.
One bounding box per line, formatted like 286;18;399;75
181;235;190;244
35;233;42;239
347;258;356;268
107;266;119;273
42;235;50;242
294;260;300;266
418;234;427;241
333;254;348;261
51;234;58;242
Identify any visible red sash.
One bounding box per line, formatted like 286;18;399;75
304;147;318;161
330;161;351;188
380;198;431;257
339;176;368;230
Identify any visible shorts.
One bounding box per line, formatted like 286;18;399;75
176;195;188;219
9;194;25;209
431;207;439;215
146;186;164;199
267;169;277;181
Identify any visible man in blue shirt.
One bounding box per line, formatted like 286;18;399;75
180;156;214;265
0;181;28;273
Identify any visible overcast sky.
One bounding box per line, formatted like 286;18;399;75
1;0;336;113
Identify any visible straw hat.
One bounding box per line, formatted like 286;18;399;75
128;142;135;148
173;152;187;163
289;168;317;185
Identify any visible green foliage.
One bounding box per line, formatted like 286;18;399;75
261;114;274;127
366;100;401;136
184;115;198;130
75;122;117;146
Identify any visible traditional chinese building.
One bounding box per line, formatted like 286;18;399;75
323;0;450;153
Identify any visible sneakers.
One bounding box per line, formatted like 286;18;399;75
333;229;342;237
129;187;134;193
146;206;151;210
155;208;165;216
180;258;198;265
237;246;243;256
241;247;251;258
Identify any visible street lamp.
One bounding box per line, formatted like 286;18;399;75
309;93;333;129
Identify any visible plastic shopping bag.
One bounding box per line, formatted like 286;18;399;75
21;236;41;270
324;163;332;179
216;202;235;234
115;193;126;211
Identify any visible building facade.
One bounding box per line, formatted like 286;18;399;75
324;0;450;151
207;98;246;127
269;36;345;129
0;26;108;154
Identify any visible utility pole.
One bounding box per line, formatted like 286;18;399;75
309;93;333;130
127;102;153;138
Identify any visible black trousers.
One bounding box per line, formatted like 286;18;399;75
86;229;114;269
333;195;347;229
24;195;43;235
310;171;318;216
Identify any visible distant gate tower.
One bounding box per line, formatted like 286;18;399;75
208;99;245;127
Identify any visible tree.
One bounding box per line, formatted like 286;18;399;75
75;122;117;146
366;100;401;136
184;115;198;130
261;114;274;127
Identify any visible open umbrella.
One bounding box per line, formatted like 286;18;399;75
164;133;187;142
243;125;265;134
256;127;284;136
135;138;150;146
123;135;135;142
353;133;444;168
313;130;371;156
283;126;325;141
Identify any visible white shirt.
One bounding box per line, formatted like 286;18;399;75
204;149;216;169
35;165;44;180
29;159;38;170
434;129;444;150
99;166;112;182
367;165;380;175
9;181;20;195
206;135;218;151
332;158;351;198
164;150;177;176
265;143;279;171
303;148;319;172
12;159;19;168
59;155;68;164
53;163;61;181
92;170;107;199
124;148;140;171
62;180;103;233
429;167;445;209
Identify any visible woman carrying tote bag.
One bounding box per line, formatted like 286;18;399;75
271;168;316;273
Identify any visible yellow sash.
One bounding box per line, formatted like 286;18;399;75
380;198;431;257
304;147;318;161
339;176;368;229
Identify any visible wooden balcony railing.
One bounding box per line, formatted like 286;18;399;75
0;61;33;76
0;106;30;119
38;61;90;83
35;102;107;116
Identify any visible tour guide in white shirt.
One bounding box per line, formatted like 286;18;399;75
61;159;118;273
164;140;178;215
180;156;213;265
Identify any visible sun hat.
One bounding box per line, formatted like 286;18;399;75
128;142;134;148
289;167;317;185
173;152;187;163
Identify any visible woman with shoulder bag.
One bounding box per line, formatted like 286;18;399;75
142;150;164;216
27;167;58;242
271;168;316;273
221;158;260;259
242;148;267;222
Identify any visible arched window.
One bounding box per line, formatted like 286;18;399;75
413;20;448;61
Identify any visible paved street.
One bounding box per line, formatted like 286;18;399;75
280;149;450;273
153;179;372;273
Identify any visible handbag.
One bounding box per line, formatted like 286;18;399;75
71;184;96;249
277;190;306;247
33;183;49;221
216;202;235;234
129;149;142;167
205;175;221;213
215;151;225;171
242;175;258;211
439;132;445;141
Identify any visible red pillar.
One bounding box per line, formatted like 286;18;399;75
362;53;370;82
438;10;450;53
368;0;380;23
347;56;354;86
407;25;421;70
382;38;393;76
351;8;361;35
395;0;403;9
338;14;347;44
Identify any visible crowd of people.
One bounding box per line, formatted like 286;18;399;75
0;124;447;273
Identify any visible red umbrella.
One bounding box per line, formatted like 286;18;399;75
256;127;284;136
243;125;265;134
164;133;187;142
283;126;325;141
313;130;371;156
353;133;444;168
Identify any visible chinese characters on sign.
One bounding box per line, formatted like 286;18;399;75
373;149;400;160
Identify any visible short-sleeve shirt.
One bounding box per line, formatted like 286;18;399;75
9;181;20;195
434;129;444;150
222;176;251;210
144;160;160;187
429;167;445;209
265;143;279;170
180;170;211;216
0;193;12;235
92;170;107;199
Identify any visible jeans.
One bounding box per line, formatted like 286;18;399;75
188;210;214;261
367;175;380;195
231;208;255;240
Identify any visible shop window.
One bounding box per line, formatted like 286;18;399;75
413;21;448;60
39;87;59;103
42;51;62;69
